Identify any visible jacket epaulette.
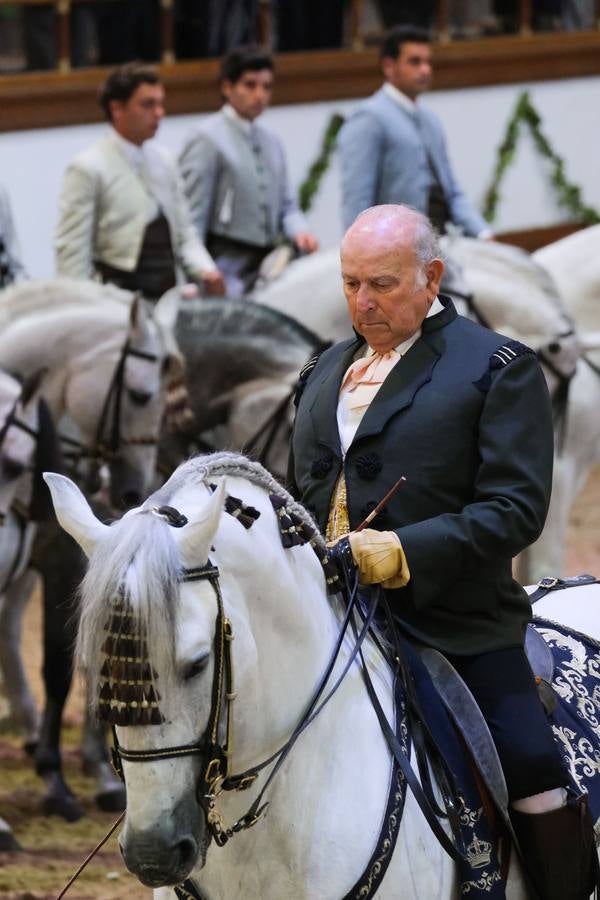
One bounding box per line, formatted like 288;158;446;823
474;339;535;393
294;352;323;407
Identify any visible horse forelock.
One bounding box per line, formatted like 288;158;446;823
77;511;182;714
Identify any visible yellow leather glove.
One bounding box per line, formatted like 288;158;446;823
347;529;410;589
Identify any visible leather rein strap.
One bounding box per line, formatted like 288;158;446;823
529;573;599;605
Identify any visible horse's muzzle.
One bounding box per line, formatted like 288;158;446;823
120;827;200;887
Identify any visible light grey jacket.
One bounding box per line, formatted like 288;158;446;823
179;108;308;249
0;185;27;283
338;87;488;235
55;132;215;280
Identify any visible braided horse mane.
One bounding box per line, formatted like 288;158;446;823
152;451;325;550
76;452;325;714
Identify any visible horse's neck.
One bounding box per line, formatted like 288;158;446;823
0;307;125;422
0;306;125;375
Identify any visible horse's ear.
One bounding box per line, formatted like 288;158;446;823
43;473;109;558
178;480;226;569
152;286;180;335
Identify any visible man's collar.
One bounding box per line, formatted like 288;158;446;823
222;103;254;136
382;82;418;114
109;127;145;167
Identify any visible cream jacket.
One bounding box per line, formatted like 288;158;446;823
55;132;215;280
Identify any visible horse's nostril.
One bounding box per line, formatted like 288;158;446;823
175;836;198;871
548;341;561;354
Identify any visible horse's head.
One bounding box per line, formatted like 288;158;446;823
0;369;43;518
65;289;181;510
44;455;332;889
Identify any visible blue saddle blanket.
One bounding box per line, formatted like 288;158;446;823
533;616;600;827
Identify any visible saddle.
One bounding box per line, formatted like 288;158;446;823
419;574;599;824
419;624;551;825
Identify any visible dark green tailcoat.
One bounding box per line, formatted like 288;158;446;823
289;298;554;655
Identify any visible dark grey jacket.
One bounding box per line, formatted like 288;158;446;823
289;298;554;655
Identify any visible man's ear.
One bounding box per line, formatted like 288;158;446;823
426;258;445;296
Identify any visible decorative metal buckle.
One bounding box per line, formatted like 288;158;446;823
538;577;559;589
205;757;222;787
236;774;257;792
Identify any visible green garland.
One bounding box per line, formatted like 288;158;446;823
298;114;345;213
298;93;600;227
483;90;600;224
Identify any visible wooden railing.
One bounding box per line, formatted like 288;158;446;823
1;0;599;73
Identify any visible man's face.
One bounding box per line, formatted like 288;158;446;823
383;42;432;100
222;68;274;121
341;228;443;353
110;82;165;146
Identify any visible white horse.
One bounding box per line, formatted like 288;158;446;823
0;369;46;746
534;224;600;359
0;278;180;507
44;453;551;899
0;278;181;817
254;242;588;584
0;369;44;852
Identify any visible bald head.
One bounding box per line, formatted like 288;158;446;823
342;205;440;269
340;205;444;352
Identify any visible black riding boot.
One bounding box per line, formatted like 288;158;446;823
510;793;597;900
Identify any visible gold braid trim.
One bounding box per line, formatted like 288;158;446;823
326;471;350;543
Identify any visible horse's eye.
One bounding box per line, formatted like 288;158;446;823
128;388;152;406
184;655;209;681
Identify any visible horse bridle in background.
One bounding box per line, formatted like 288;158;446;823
61;338;162;476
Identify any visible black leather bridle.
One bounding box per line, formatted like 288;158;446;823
61;338;162;474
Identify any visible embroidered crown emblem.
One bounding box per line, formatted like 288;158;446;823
466;833;492;869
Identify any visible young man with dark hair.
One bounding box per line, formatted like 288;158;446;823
338;26;491;238
56;62;223;300
179;45;318;298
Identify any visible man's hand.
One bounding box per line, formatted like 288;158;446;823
201;269;226;297
347;529;410;588
294;232;319;255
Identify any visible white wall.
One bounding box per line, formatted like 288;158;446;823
2;74;599;277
